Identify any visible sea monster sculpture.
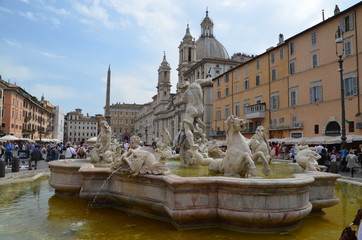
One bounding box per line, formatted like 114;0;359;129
156;128;180;160
295;145;321;171
111;135;169;177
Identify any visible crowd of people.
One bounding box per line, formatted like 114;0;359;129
270;141;362;174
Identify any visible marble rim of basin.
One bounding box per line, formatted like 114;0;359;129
48;159;340;232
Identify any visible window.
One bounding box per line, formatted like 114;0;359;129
310;83;323;103
225;105;230;118
314;125;319;134
271;52;275;64
233;70;239;79
217;78;220;87
224;74;229;83
244;65;248;75
217;90;221;99
234;82;239;93
311;31;317;46
311;52;318;68
216;109;221;120
289;61;295;74
344;76;357;97
272;68;277;81
289;87;297;107
234;103;240;116
255;96;261;104
256;59;260;70
256;74;260;86
225;87;229;96
272;119;277;129
291;116;298;126
279;48;284;60
289;42;295;55
341;13;354;32
243;99;250;114
344;38;353;56
244;79;249;90
270;93;279;110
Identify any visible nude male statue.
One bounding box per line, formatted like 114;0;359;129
179;76;213;165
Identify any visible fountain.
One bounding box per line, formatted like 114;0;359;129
48;76;341;233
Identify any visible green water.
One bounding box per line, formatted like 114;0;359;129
165;161;296;178
0;176;361;240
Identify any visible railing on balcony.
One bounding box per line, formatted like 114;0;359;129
269;122;303;130
244;103;266;119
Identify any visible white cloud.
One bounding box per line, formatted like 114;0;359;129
3;38;22;48
38;51;66;59
0;7;13;13
19;10;61;26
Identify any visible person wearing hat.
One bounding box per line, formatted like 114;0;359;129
28;145;42;170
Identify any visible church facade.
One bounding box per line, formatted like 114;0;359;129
134;11;249;145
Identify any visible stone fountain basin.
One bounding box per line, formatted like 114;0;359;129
48;160;340;232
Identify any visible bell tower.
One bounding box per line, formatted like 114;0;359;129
157;52;171;103
177;24;196;86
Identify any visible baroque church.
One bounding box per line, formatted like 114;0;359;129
134;11;251;145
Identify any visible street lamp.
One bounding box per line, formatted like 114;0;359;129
335;26;347;147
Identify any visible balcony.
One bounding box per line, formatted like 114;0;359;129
269;122;303;130
244;103;266;119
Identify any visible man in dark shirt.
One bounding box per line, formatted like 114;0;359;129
28;145;42;170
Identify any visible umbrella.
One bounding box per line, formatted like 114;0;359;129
0;135;19;141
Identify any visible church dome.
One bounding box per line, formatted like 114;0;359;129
195;10;229;60
196;37;229;60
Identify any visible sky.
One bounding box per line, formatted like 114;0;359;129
0;0;360;116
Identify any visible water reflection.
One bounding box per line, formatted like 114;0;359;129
0;177;361;240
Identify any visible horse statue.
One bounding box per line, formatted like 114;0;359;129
248;125;271;175
217;115;257;177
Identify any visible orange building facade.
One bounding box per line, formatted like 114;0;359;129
212;3;362;142
1;80;54;139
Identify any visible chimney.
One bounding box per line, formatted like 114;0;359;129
322;9;325;21
277;34;284;45
334;5;340;15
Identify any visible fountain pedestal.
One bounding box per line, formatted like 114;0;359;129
49;160;340;232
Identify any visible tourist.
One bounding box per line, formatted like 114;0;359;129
48;145;59;161
123;139;129;152
279;142;287;159
346;150;360;176
3;140;14;166
340;146;348;172
271;142;279;159
316;144;324;154
358;144;362;162
289;145;298;160
77;144;87;159
64;144;76;159
28;145;42;170
318;149;329;171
